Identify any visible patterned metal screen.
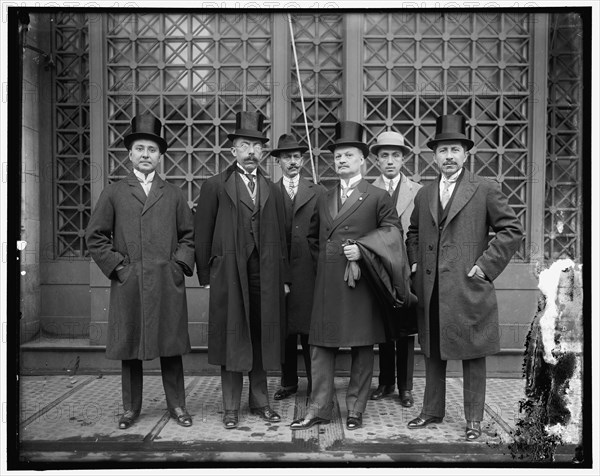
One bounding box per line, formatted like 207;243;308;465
105;12;273;209
545;13;582;261
289;13;343;188
362;12;532;260
52;13;91;258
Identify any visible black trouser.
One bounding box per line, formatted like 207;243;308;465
121;355;186;412
377;335;415;391
281;333;311;392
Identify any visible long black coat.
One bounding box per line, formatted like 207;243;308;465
406;169;523;360
195;164;290;372
308;179;400;347
277;177;326;335
86;173;195;361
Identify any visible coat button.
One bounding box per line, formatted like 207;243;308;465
428;244;433;250
426;269;431;275
344;226;349;230
439;225;443;230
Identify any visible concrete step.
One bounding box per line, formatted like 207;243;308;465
20;336;526;377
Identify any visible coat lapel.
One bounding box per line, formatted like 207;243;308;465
293;178;315;214
142;174;165;215
395;174;414;217
327;185;338;223
428;179;439;227
127;172;148;207
257;171;270;213
444;169;479;228
331;179;369;232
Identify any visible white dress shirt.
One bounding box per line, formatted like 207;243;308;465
282;175;298;199
237;165;257;202
381;174;401;196
439;169;463;203
340;174;363;201
133;169;155;196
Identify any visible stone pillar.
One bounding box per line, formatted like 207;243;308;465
19;13;50;343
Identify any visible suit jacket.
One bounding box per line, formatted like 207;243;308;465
406;169;523;360
86;173;194;361
277;177;326;335
308;178;399;347
372;173;422;240
194;163;290;372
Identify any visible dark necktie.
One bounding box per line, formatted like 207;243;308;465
246;174;255;193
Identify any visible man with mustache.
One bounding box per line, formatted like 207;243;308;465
290;121;400;431
369;131;422;408
406;114;522;440
195;111;290;429
270;134;326;402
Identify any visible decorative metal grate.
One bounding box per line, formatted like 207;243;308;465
52;13;91;258
289;13;343;189
362;12;531;260
545;13;582;262
105;13;273;209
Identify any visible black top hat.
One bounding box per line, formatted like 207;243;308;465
426;114;474;151
227;111;269;143
270;133;308;157
123;113;168;153
327;121;370;157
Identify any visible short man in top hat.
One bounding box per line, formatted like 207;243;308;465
195;111;290;429
406;114;522;440
86;112;195;429
270;133;326;402
290;121;400;431
369;131;422;408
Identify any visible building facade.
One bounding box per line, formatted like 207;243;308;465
18;10;585;375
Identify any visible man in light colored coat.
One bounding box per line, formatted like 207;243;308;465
290;121;399;432
406;114;523;440
271;134;326;402
370;131;422;408
86;113;195;430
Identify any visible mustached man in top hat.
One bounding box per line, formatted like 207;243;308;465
369;131;422;408
406;114;523;440
194;111;291;429
86;112;195;430
270;134;326;402
290;121;401;432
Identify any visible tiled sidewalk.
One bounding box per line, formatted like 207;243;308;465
17;374;578;465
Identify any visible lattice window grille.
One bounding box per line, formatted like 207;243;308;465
289;14;343;189
105;13;273;209
52;13;91;258
362;12;531;260
545;13;582;262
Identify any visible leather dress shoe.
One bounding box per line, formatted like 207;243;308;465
274;386;298;400
407;415;443;429
223;410;239;429
465;420;482;441
346;413;363;430
370;384;395;400
290;415;330;430
169;407;192;427
399;390;414;408
250;406;281;422
118;409;140;430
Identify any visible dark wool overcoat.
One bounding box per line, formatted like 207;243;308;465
195;164;289;372
276;177;326;335
308;179;400;347
406;169;523;360
86;173;195;361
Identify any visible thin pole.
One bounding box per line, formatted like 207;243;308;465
287;13;317;184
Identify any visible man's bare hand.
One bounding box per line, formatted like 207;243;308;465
411;263;417;273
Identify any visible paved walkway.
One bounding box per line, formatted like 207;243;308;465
17;373;579;466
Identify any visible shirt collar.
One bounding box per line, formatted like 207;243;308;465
133;168;155;183
441;168;462;184
237;164;257;177
382;173;401;188
282;175;298;187
340;174;362;189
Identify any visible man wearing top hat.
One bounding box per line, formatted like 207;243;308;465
369;131;422;408
86;112;195;430
405;114;522;440
195;111;290;429
290;121;400;431
270;133;326;402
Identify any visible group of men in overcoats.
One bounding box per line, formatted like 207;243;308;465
86;108;522;441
